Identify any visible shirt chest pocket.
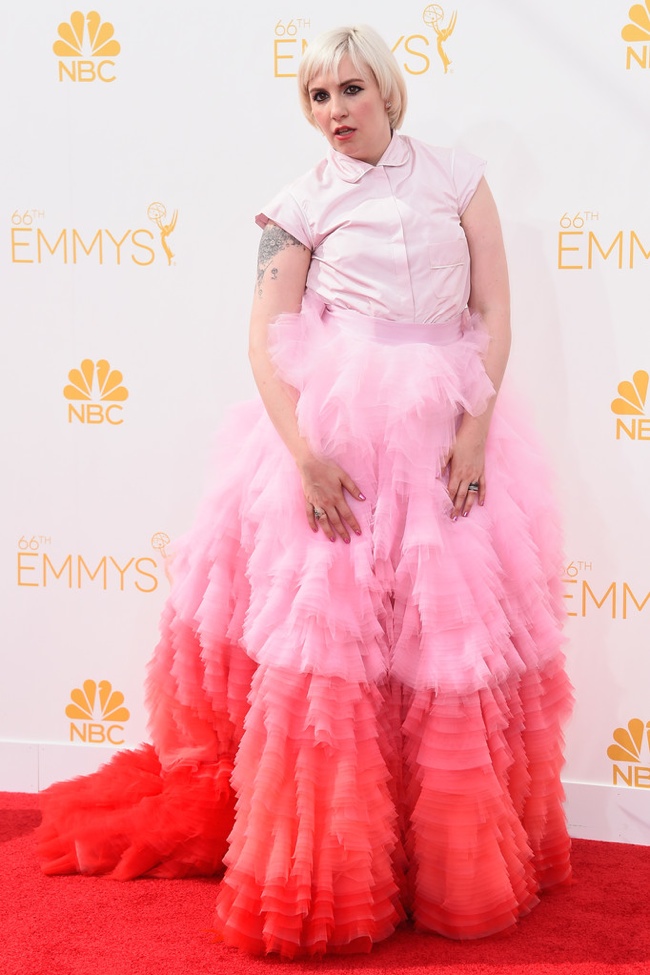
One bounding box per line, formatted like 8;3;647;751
428;239;468;297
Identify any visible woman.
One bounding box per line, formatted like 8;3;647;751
38;25;573;958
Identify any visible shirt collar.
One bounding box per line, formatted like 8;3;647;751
327;134;411;183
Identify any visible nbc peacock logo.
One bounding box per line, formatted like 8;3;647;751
608;718;650;789
53;11;120;82
63;359;129;425
611;369;649;441
622;1;650;69
66;679;130;745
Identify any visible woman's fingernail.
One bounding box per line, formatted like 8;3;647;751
354;529;362;536
358;493;366;501
343;537;350;544
329;536;336;542
452;515;458;522
463;511;469;517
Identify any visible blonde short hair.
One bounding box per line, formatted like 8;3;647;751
297;25;407;131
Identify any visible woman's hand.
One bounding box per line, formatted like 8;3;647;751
444;418;486;519
298;454;365;542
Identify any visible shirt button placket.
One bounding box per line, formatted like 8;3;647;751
385;168;413;320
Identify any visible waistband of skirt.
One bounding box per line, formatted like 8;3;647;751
318;300;469;347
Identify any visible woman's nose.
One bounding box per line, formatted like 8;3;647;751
330;96;347;119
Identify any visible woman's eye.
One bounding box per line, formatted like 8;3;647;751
345;85;362;95
312;91;328;103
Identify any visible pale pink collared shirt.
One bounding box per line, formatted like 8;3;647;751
256;134;485;325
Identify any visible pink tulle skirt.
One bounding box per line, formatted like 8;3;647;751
37;292;573;957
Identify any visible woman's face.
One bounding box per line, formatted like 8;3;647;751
307;55;392;166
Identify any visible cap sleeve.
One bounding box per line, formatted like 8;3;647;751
451;148;487;215
255;186;313;250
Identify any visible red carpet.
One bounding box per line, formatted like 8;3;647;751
2;791;649;975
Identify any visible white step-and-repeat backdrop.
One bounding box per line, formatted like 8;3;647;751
1;1;649;845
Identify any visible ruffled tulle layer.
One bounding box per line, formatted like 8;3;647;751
214;662;571;957
37;294;573;957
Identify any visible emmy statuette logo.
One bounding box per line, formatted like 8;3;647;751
151;531;173;586
422;5;457;73
147;203;178;266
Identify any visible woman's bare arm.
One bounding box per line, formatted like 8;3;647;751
248;222;365;541
446;177;511;518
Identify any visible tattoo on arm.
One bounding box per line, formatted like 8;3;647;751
256;223;308;297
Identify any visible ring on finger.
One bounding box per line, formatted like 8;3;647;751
313;507;326;519
467;482;479;493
